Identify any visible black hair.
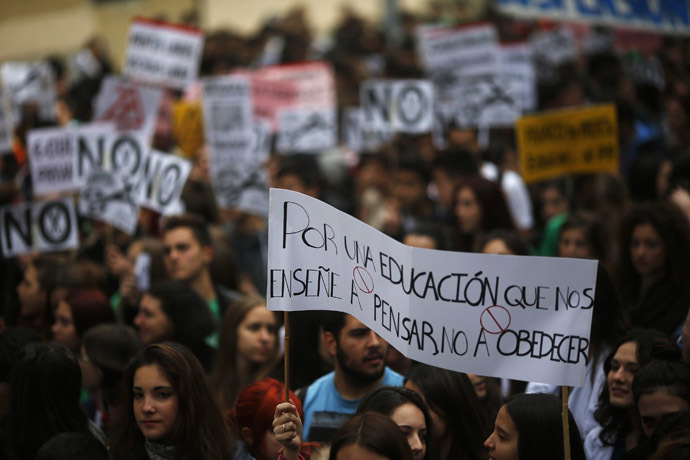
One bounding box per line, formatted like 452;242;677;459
34;432;109;460
648;411;690;456
329;412;413;460
480;229;531;256
0;327;40;382
321;311;347;340
633;358;689;406
433;149;479;178
504;393;586;460
162;213;212;247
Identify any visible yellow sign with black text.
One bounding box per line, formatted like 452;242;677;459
517;104;619;184
172;102;204;157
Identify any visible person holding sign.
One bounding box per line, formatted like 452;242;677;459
300;312;404;443
484;393;586;460
328;412;414;460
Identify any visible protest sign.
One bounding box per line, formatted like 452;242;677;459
93;76;163;141
276;108;336;153
361;80;434;133
0;198;79;258
517;104;619;184
0;91;14;153
497;0;690;35
451;75;525;128
123;17;204;90
500;43;537;112
79;170;140;235
530;28;578;68
624;55;665;90
27;124;114;196
136;150;191;214
135;252;152;291
267;189;597;387
172;102;204;157
0;61;56;123
342;107;392;153
211;161;269;216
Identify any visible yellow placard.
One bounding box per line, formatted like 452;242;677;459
517;104;619;184
172;102;204;157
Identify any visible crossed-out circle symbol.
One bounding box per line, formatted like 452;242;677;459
353;266;374;293
480;305;511;335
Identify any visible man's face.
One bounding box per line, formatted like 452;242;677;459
331;315;388;384
393;170;426;213
162;227;210;283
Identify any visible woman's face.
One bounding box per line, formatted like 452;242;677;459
17;264;45;317
540;187;568;222
134;294;173;345
237;305;277;365
630;223;666;279
558;227;592;259
404;380;447;440
484;406;519;460
52;300;80;352
455;186;481;234
133;364;179;442
482;239;513;255
607;341;639;409
390;403;427;460
467;373;488;400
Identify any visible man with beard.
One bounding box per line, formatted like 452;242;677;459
300;312;404;443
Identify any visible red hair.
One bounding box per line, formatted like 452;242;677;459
229;378;316;460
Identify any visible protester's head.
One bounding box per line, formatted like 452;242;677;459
485;393;585;460
633;356;690;438
329;412;414;460
537;179;569;224
323;312;388;386
454;176;515;238
109;343;232;459
405;363;489;460
402;222;445;250
232;378;313;460
210;295;279;410
619;202;690;286
134;280;215;349
480;229;531;256
81;324;142;410
16;256;61;339
162;214;213;283
52;289;116;352
357;386;440;460
9;342;89;460
274;154;321;197
34;432;109;460
392;156;431;215
431;148;479;212
648;411;690;459
558;211;608;260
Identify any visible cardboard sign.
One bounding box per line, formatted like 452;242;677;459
0;61;56;123
27;124;115;196
0;198;79;257
123;18;204;90
0;91;14;153
267;189;598;387
136;150;191;214
79;170;140;235
497;0;690;35
172;102;204;157
276;108;336;153
93;76;163;141
361;80;435;133
517;105;619;184
211;160;269;216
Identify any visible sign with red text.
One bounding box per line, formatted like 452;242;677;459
267;189;597;387
123;18;204;90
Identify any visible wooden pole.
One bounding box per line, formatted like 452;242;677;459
284;311;290;402
562;386;571;460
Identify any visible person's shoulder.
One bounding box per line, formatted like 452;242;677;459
584;425;607;459
306;371;336;393
382;367;404;386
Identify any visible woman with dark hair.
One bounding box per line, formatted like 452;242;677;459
585;329;675;460
134;280;216;371
209;294;280;411
617;203;690;336
405;363;489;460
454;176;515;252
484;393;586;460
8;342;102;460
329;412;414;460
558;211;609;265
80;324;143;434
230;377;319;460
108;343;233;460
15;255;61;340
52;289;116;353
357;386;441;460
480;229;531;256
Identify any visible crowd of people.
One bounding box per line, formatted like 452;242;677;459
2;1;690;459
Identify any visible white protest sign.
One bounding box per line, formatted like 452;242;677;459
499;43;537;112
530;28;578;67
124;18;204;90
211;161;269;216
74;129;150;189
0;91;13;153
135;252;152;291
93;75;163;142
267;189;598;387
250;119;272;164
79;170;140;235
137;150;191;214
452;75;525;128
361;80;434;133
27;124;115;196
0;198;79;257
0;61;56;123
624;55;665;90
276;108;336;153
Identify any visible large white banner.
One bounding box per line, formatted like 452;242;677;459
267;189;598;387
0;198;79;257
123;18;204;90
0;61;56;123
497;0;690;35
